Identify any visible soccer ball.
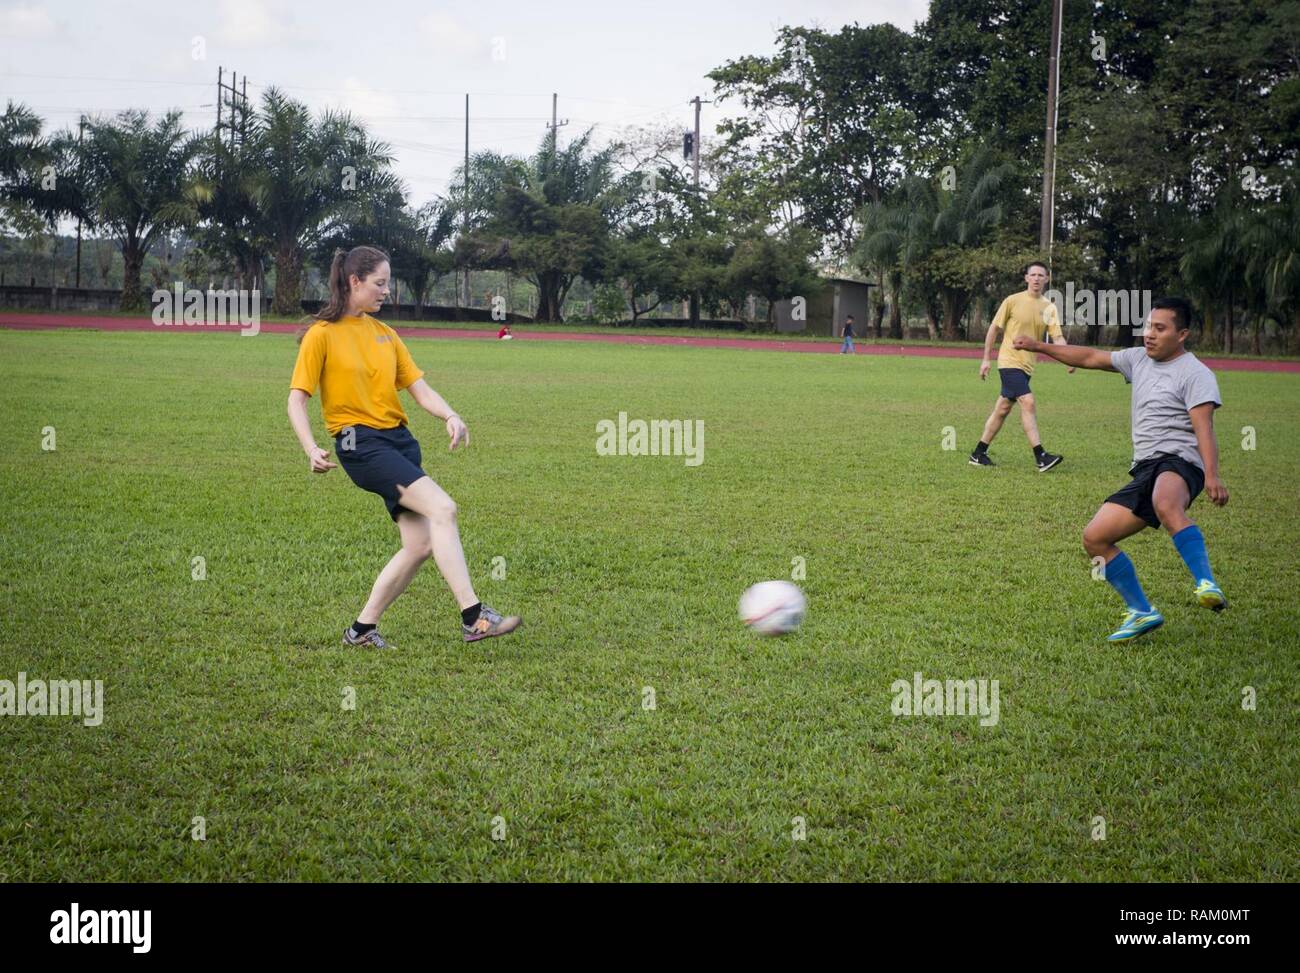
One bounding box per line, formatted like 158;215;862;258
739;581;806;636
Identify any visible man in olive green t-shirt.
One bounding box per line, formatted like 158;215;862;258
969;261;1074;472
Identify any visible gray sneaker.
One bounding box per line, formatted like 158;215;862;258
463;605;522;643
343;627;393;649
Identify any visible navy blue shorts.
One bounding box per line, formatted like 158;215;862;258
998;367;1032;401
1105;453;1205;529
334;424;427;521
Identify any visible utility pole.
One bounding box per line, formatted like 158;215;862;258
691;96;702;189
464;93;470;308
544;93;569;320
216;68;249;152
546;92;569;172
75;115;84;288
688;96;708;325
1039;0;1063;257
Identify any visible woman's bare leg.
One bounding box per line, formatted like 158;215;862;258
356;512;433;624
394;476;479;609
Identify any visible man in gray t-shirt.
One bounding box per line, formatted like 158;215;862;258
1110;344;1221;472
1013;297;1229;644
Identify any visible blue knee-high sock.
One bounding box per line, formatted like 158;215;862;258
1105;551;1153;613
1171;524;1215;584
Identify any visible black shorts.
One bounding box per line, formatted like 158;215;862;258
334;424;427;521
998;367;1032;401
1105;453;1205;529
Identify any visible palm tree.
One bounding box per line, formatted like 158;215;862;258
76;110;204;309
1181;195;1248;353
1241;182;1300;354
192;132;271;292
244;88;395;316
404;198;457;308
855;200;907;338
456;130;634;321
314;187;455;316
926;149;1017;339
0;101;59;237
858;147;1016;340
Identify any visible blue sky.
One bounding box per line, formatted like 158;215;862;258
2;0;929;206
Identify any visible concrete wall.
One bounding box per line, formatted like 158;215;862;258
774;279;874;337
0;286;530;323
831;281;871;337
0;285;132;311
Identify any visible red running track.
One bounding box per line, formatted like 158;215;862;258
2;312;1297;372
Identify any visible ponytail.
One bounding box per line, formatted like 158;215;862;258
296;245;390;343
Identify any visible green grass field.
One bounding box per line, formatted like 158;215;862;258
1;328;1297;881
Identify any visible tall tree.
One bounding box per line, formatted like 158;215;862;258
244;88;395;316
860;147;1018;339
458;130;634;321
709;24;932;253
76;110;204;310
0;101;65;237
193;130;270;291
1242;181;1300;353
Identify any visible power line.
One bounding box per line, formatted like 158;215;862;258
0;71;215;86
0;71;685;112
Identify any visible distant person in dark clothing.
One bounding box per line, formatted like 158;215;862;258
840;315;856;354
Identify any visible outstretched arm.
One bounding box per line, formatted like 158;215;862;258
1051;333;1077;374
1012;336;1116;371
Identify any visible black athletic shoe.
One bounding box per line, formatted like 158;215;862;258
1036;451;1063;473
969;451;994;466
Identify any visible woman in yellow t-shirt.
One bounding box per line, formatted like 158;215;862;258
288;245;521;647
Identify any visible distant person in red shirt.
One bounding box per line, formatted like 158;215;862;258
497;325;513;340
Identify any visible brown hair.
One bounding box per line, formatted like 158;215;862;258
297;245;390;343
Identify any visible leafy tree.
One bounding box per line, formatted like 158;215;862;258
76;110;204;310
607;232;680;321
192;131;270;291
1242;181;1300;353
721;226;821;326
458;130;633;321
243;88;395;315
0;101;65;237
709;24;932;252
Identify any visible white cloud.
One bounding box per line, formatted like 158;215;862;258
0;3;58;38
416;11;484;61
216;0;286;46
333;77;402;122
